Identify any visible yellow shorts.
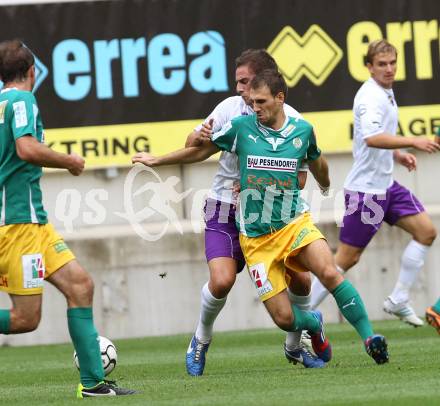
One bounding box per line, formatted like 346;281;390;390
239;212;325;302
0;223;75;295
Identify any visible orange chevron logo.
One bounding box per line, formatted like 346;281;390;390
268;25;343;87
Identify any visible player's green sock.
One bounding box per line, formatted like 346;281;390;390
291;304;320;333
0;309;10;334
432;298;440;314
67;307;104;387
332;280;373;341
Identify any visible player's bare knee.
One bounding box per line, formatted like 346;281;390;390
272;308;293;331
415;227;437;246
347;252;361;268
289;272;312;296
76;272;94;298
319;264;343;290
11;308;41;333
68;269;94;304
210;273;235;298
22;315;40;332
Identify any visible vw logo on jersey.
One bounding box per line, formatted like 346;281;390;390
293;138;303;149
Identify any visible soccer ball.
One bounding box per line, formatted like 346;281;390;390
73;335;117;376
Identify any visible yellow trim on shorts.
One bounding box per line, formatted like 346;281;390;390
0;223;75;295
240;212;325;302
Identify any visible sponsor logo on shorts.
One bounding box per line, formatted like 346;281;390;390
54;241;69;253
22;253;45;289
0;276;8;287
247;155;297;172
291;227;311;250
249;262;273;297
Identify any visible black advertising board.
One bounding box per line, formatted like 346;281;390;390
1;0;439;167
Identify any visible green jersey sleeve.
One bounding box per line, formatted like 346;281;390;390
211;119;239;152
11;92;38;140
306;129;321;161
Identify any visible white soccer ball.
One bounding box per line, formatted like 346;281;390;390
73;335;117;376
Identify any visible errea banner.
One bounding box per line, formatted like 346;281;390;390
1;0;440;168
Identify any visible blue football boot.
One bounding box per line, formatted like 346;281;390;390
186;335;210;376
284;344;325;368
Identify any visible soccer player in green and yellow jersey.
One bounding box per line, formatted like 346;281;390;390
133;69;389;365
0;39;135;398
425;128;440;334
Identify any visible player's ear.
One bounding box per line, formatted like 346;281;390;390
27;64;35;79
275;91;284;104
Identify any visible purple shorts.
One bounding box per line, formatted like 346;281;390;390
339;181;425;248
204;198;246;272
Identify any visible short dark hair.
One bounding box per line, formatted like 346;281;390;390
250;69;288;98
366;39;397;65
235;49;278;75
0;39;34;84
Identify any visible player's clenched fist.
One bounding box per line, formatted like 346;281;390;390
67;153;85;176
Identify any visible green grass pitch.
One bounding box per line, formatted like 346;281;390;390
0;320;438;405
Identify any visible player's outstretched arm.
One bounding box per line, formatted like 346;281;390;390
366;133;440;153
309;156;330;195
15;135;84;176
132;142;220;167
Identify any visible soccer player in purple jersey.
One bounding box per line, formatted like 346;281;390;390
310;40;439;326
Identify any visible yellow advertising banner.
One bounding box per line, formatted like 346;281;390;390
303;104;440;153
45;119;201;169
45;104;440;169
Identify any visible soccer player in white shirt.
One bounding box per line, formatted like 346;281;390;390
310;40;439;325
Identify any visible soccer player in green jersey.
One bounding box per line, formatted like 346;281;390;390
425;130;440;334
0;40;135;397
133;69;389;365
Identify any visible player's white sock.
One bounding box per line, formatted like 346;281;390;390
389;240;428;304
310;265;345;309
285;289;311;350
195;282;226;343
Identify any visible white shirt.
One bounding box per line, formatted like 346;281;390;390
196;96;303;203
344;78;398;194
